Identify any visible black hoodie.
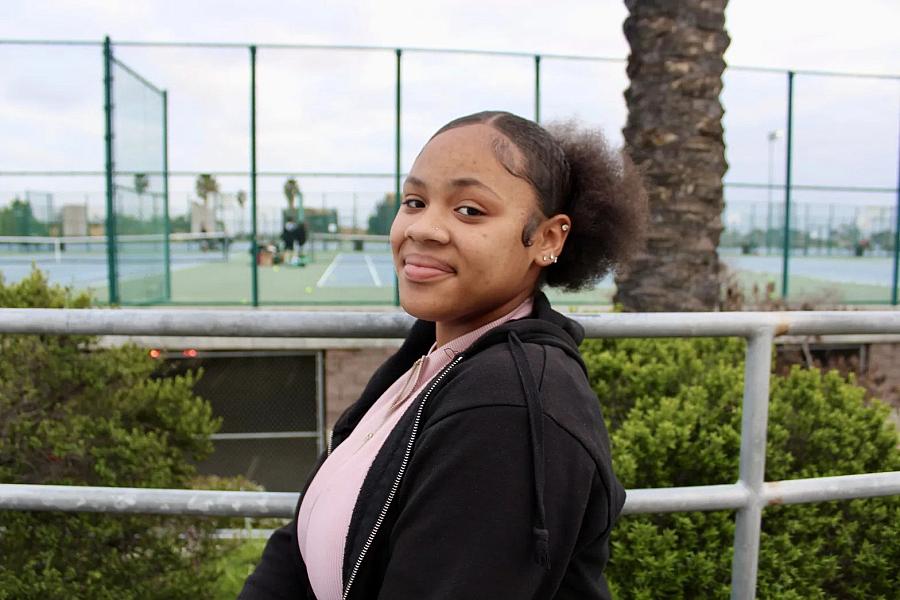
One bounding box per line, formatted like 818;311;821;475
240;293;625;599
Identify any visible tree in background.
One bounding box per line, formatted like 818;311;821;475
615;0;730;311
0;198;49;237
195;173;219;209
367;193;396;235
133;172;150;195
0;270;235;598
283;178;300;211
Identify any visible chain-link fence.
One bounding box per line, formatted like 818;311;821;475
0;38;897;305
159;350;323;492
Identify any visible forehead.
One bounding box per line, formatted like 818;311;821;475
410;124;525;184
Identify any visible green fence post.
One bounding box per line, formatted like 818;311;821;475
892;130;899;305
103;36;119;305
781;70;795;299
534;55;541;124
827;203;834;256
162;90;171;302
250;45;259;307
393;48;402;307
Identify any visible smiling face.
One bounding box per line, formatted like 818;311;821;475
390;124;549;343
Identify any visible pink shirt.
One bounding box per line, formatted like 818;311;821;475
297;298;534;600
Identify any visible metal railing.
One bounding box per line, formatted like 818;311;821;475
1;309;900;599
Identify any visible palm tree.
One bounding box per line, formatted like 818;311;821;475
614;0;731;311
283;178;300;211
133;173;150;222
133;173;149;195
195;174;219;209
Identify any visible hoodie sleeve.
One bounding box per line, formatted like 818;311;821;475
375;405;614;600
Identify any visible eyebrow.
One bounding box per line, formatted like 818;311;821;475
404;175;499;198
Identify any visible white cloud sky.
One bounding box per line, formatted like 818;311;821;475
0;0;897;232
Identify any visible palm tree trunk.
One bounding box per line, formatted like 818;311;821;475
614;0;731;311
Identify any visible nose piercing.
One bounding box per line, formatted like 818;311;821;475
432;226;439;231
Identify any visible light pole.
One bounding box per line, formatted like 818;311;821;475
766;129;783;255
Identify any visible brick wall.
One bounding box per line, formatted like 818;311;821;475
866;342;900;432
324;347;397;432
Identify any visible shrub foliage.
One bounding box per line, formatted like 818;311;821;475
0;271;227;599
582;337;900;599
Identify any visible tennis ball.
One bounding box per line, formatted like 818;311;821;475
273;266;280;272
305;286;313;294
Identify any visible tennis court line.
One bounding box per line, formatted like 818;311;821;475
316;253;343;288
364;254;382;287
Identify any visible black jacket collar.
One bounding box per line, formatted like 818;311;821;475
330;292;582;446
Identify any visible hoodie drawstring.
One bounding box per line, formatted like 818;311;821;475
508;331;551;570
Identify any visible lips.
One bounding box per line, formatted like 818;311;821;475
402;254;455;282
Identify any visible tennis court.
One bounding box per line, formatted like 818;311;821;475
0;233;617;306
6;232;893;306
0;233;231;299
317;252;394;288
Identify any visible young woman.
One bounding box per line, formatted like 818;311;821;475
241;111;647;600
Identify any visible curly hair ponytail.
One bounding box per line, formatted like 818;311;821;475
544;121;647;290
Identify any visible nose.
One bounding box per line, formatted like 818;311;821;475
405;209;449;244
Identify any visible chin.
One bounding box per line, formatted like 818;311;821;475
399;287;454;323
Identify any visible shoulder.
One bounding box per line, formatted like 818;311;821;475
426;342;612;465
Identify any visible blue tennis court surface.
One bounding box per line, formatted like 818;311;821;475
317;253;395;287
0;243;229;289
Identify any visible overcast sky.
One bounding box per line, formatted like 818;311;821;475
1;0;897;233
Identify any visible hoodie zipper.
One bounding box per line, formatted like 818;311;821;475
393;356;425;407
342;353;464;600
328;356;425;457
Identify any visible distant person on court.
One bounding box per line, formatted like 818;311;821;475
240;110;647;599
281;216;299;263
294;219;308;265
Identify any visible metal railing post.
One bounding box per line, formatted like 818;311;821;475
250;45;259;307
103;36;119;304
393;48;402;307
781;71;795;299
730;329;774;600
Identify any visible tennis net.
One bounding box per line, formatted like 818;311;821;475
0;232;233;266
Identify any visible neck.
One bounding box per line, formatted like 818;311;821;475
434;289;533;348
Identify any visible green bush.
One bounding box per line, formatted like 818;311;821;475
0;270;232;599
582;337;900;599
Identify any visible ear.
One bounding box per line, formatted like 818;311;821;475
531;214;571;267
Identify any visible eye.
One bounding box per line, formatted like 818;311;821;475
401;197;425;209
455;206;484;217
